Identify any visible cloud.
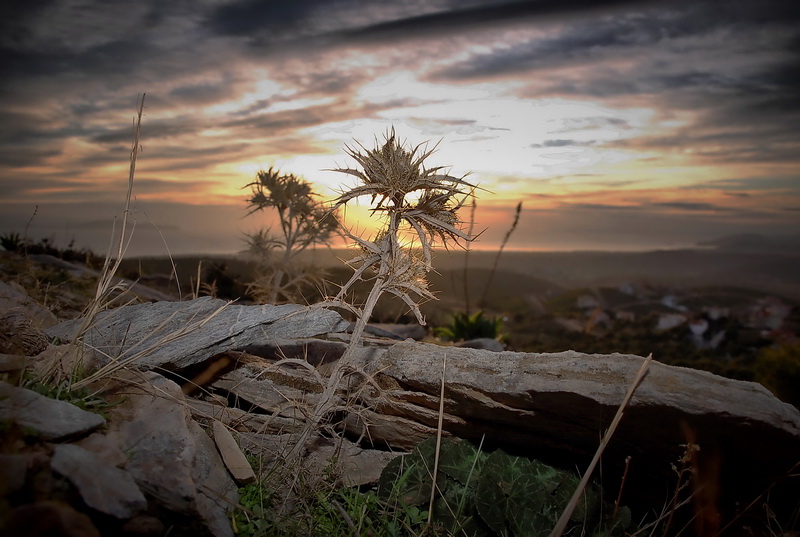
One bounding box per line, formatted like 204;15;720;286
168;82;231;105
0;0;798;255
530;139;595;148
650;201;734;212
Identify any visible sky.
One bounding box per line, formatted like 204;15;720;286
0;0;799;257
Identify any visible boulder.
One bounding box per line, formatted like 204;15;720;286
44;297;348;371
348;341;800;512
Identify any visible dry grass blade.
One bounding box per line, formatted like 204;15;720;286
480;200;521;306
549;353;653;537
427;352;447;529
40;94;145;389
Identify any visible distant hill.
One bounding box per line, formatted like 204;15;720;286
697;234;800;254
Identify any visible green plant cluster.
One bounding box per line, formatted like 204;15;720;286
435;310;504;342
232;469;432;537
21;372;119;419
378;437;631;537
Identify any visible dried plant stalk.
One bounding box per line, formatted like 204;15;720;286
289;128;475;459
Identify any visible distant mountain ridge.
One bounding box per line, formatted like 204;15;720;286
697;234;800;254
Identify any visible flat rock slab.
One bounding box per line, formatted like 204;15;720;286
212;420;256;485
0;381;105;441
44;297;348;371
356;341;800;510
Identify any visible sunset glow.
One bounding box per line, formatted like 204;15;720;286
1;0;798;256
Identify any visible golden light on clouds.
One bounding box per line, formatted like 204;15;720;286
0;0;797;256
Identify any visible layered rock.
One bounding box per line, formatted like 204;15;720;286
45;297;349;370
3;287;797;534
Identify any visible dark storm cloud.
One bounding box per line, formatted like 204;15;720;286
208;0;324;36
0;0;797;255
435;0;800;82
131;177;226;195
142;143;252;162
0;175;124;203
206;0;663;49
427;0;800;159
219;96;426;137
608;123;800;166
334;0;661;44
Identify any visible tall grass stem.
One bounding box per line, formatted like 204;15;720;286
549;353;652;537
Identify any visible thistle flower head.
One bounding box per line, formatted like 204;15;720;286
329;127;476;326
330;127;474;217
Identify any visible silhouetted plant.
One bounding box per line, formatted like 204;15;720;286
243;167;339;304
480;200;522;307
202;261;246;300
0;232;25;253
323;127;475;344
435;310;504;342
289;127;475;459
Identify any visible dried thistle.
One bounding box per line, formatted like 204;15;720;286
290;128;476;459
327;127;474;334
242;167;339;304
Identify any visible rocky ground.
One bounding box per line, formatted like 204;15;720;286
1;251;799;536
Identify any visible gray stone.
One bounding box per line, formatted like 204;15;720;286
102;372;203;511
211;361;322;424
212;420;255;485
102;371;237;537
45;297;348;370
28;344;103;385
189;416;238;537
304;435;400;487
51;443;147;519
0;381;105;441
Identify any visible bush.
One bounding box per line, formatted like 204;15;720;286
435;311;504;342
755;343;800;407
